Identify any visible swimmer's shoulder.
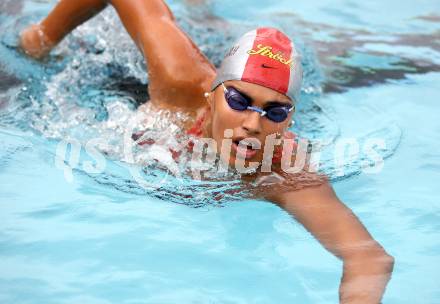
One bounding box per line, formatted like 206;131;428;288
248;151;328;201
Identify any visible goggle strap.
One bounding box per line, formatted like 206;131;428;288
222;83;228;94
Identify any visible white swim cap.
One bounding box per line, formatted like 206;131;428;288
212;27;303;101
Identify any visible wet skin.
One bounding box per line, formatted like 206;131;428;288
20;0;216;112
18;0;394;303
205;80;294;168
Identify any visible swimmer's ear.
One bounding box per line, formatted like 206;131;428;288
204;91;214;110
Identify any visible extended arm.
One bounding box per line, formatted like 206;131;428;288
267;182;394;303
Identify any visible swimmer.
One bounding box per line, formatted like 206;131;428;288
19;0;394;302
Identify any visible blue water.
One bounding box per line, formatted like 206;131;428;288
1;0;440;303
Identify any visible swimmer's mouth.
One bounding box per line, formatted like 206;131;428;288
231;137;259;159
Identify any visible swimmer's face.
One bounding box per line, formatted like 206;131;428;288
208;80;294;169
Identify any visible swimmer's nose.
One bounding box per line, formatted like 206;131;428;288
241;111;262;136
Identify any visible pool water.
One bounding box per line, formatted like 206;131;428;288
1;0;439;303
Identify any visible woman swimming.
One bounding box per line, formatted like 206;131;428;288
19;0;394;302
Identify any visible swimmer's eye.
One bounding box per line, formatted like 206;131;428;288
222;83;293;123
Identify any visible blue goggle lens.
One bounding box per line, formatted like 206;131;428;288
224;87;292;123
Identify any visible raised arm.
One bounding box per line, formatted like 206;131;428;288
266;182;394;303
19;0;108;59
20;0;216;110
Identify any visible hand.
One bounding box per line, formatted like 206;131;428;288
19;24;54;59
266;182;394;303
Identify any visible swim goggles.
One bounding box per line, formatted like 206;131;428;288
222;83;294;123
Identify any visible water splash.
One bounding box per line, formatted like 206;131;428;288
0;6;401;205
